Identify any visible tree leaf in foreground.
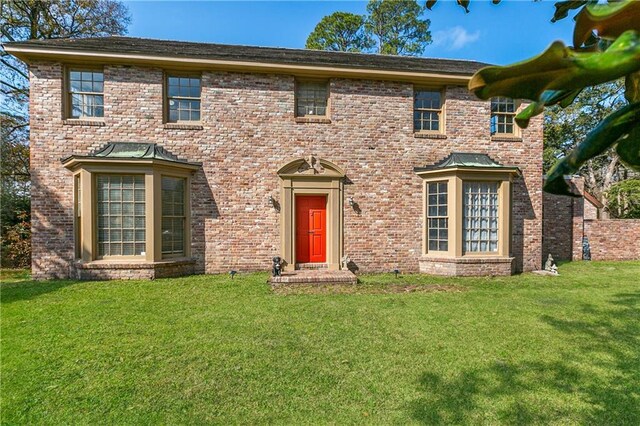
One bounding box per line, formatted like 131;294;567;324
544;101;640;195
574;0;640;47
469;30;640;102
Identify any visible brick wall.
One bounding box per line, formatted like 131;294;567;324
29;62;543;279
584;220;640;261
542;177;640;262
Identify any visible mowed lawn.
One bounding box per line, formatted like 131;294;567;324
2;262;639;424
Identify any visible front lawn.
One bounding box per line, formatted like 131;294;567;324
2;262;639;424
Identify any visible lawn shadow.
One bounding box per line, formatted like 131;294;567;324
409;290;640;424
1;278;83;304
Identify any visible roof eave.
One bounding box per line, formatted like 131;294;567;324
414;165;521;176
5;45;473;84
61;155;201;171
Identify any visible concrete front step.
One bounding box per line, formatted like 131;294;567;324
270;269;357;285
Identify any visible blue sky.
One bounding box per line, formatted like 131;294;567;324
124;1;576;65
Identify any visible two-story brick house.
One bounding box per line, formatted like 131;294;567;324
5;37;543;280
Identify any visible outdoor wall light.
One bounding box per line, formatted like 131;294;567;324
268;195;275;207
348;197;355;207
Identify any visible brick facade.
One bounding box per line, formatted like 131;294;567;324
29;61;543;280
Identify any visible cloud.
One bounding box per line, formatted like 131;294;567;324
433;26;481;50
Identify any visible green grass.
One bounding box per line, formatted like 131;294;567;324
2;262;639;424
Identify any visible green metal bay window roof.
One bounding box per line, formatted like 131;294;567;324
62;142;201;170
414;152;520;174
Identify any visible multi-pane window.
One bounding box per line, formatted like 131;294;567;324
97;175;146;257
463;182;499;253
490;97;516;135
68;70;104;118
427;181;448;251
296;81;328;117
167;75;201;122
161;176;186;257
414;90;442;132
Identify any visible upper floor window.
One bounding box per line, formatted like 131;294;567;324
490;97;516;135
68;69;104;119
414;89;442;133
166;75;201;122
295;80;329;117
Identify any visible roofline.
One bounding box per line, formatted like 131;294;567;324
61;156;201;170
4;45;473;85
414;165;521;176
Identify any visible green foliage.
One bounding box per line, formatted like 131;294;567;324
1;0;131;267
543;82;629;200
606;179;640;218
305;12;374;52
428;0;640;196
306;0;432;56
3;262;640;423
0;211;31;268
366;0;432;55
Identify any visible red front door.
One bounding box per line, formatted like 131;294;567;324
296;196;326;263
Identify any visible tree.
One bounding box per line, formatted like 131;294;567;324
544;81;634;200
427;0;640;196
366;0;432;55
606;179;640;219
1;0;131;265
306;0;432;56
306;12;374;52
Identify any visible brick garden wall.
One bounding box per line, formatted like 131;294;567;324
584;220;640;261
542;177;640;262
29;61;543;279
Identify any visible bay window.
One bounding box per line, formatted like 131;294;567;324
63;143;199;263
415;153;519;259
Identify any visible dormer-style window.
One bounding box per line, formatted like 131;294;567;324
68;69;104;118
295;80;329;117
490;97;516;135
166;75;201;122
414;89;443;133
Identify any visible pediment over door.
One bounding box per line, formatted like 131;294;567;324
277;156;345;178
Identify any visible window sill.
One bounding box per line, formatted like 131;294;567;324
74;257;195;269
420;255;513;264
491;135;522;142
295;117;331;124
164;123;204;130
414;132;447;139
63;119;105;127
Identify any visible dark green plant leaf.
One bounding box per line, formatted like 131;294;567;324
545;101;640;195
457;0;470;13
616;127;640;171
574;0;640;47
515;89;581;128
469;30;640;101
551;1;587;23
626;71;640;103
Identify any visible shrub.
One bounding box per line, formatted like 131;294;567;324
1;211;31;268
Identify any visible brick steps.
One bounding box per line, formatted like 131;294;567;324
270;269;357;285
